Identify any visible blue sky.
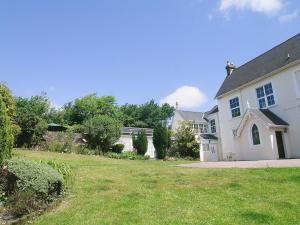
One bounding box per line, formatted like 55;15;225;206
1;0;299;111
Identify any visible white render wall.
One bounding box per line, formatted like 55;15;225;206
117;135;156;159
236;118;279;160
217;62;300;160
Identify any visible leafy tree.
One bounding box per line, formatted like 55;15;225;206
64;94;119;125
119;100;175;128
153;124;169;159
84;115;122;154
0;83;21;140
132;130;148;155
0;83;16;118
172;121;200;159
15;95;50;147
0;97;14;164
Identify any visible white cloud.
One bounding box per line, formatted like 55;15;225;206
278;9;300;23
219;0;283;15
160;86;207;110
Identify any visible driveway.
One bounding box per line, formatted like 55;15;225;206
178;159;300;169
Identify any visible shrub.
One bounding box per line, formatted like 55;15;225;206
0;97;14;165
2;159;64;215
172;121;200;159
41;160;73;188
153;124;169;159
5;159;64;197
132;130;148;155
47;141;67;153
84;115;122;154
105;152;150;160
111;144;124;154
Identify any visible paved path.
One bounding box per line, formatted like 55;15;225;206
178;159;300;169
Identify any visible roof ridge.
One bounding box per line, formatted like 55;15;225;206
233;32;300;73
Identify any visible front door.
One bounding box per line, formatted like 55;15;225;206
276;131;285;159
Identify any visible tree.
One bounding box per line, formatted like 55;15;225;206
0;97;14;164
119;100;175;128
84;115;122;154
0;83;16;118
64;94;119;125
15;95;50;147
132;130;148;155
0;83;21;140
153;124;169;159
172;121;200;159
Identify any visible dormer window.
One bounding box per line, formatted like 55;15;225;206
229;97;241;118
256;83;275;109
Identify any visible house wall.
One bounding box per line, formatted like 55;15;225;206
236;118;278;160
218;62;300;160
117;135;156;159
171;111;184;131
205;112;223;160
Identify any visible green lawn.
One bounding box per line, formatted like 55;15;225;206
13;150;300;225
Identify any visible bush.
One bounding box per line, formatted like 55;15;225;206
47;141;68;153
132;130;148;155
105;151;150;160
153;125;169;159
172;121;200;159
84;115;122;154
2;159;64;215
111;144;124;154
0;97;14;165
41;160;73;188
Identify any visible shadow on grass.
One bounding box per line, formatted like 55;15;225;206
240;211;274;224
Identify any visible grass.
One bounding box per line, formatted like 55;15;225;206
13;149;300;225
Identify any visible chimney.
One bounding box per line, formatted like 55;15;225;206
176;102;179;110
226;61;236;77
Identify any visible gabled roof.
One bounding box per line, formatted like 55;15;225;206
235;108;289;137
216;33;300;98
205;105;218;115
176;110;206;122
260;109;289;126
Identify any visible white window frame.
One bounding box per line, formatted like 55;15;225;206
255;82;276;109
229;97;241;118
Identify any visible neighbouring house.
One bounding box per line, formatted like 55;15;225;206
117;127;156;158
171;106;221;162
173;33;300;162
215;32;300;161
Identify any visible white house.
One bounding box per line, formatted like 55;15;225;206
171;107;221;161
172;33;300;162
215;33;300;161
117;127;156;158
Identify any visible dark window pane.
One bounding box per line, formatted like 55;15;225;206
258;98;266;109
252;124;261;145
264;83;273;95
267;95;275;106
256;87;265;98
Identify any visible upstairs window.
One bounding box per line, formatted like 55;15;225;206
229;97;241;118
210;119;216;133
200;124;208;133
251;124;261;145
192;124;199;133
256;83;275;109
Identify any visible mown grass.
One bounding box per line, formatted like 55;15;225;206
13;150;300;225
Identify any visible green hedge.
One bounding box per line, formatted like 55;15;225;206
5;159;64;197
105;151;150;160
